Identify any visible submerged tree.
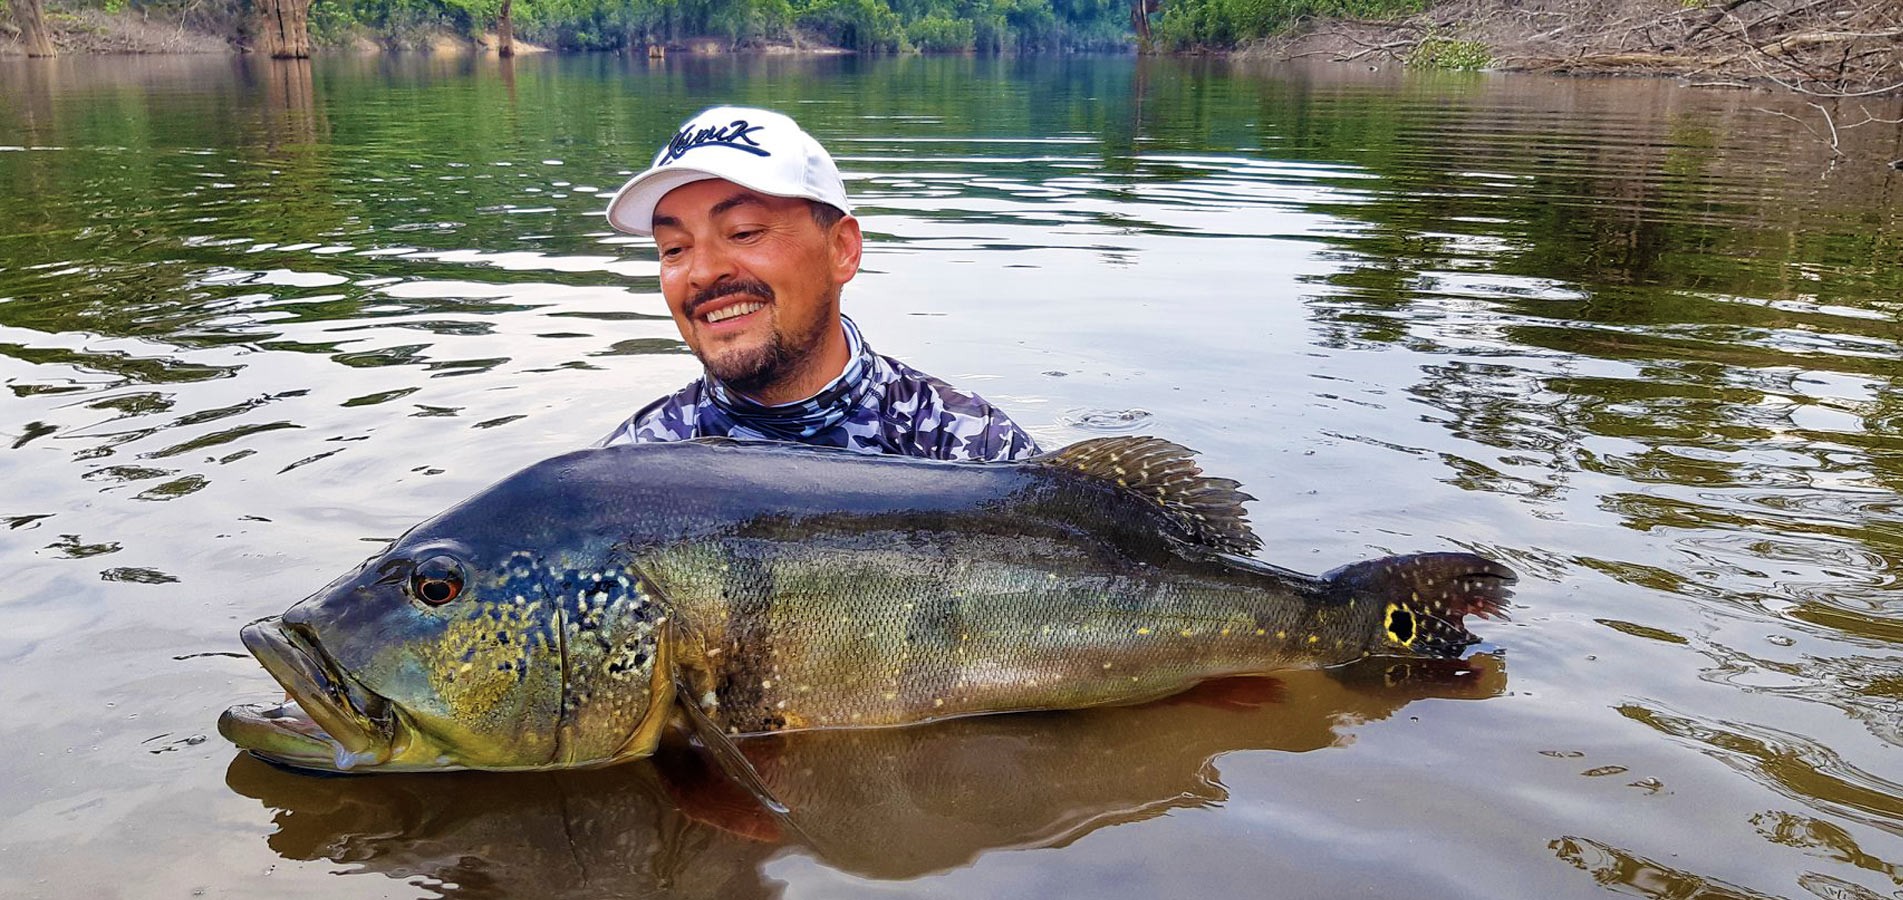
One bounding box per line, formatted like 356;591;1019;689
11;0;60;57
254;0;314;57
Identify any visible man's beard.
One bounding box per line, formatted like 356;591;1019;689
707;327;806;397
688;278;827;400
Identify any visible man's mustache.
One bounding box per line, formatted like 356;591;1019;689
685;279;775;320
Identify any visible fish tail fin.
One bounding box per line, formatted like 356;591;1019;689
1324;552;1517;658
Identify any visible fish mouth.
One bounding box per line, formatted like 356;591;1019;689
219;619;398;773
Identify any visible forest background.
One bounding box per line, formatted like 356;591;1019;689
3;0;1899;100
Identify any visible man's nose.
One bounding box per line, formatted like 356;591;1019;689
686;238;736;292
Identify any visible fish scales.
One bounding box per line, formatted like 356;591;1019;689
219;436;1517;773
648;532;1372;734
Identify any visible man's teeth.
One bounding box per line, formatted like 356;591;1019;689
705;301;765;324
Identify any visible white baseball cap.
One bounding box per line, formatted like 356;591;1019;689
605;106;853;236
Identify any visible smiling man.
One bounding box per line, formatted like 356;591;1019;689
598;106;1040;461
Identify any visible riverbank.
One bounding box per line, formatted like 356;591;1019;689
6;0;1897;99
0;6;232;54
1251;0;1900;97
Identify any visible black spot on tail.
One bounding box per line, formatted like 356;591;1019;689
1324;552;1517;657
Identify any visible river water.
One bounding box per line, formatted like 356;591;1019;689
1;51;1900;899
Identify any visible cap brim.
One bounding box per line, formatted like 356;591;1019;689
605;166;852;237
604;168;723;237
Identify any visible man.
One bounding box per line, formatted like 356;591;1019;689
598;106;1040;462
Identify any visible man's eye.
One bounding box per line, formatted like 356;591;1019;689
659;246;685;259
731;228;761;241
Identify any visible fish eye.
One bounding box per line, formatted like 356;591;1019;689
412;556;465;606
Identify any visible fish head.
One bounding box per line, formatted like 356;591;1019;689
220;532;585;772
221;449;692;773
222;529;676;775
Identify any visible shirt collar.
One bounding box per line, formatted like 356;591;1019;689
705;315;876;441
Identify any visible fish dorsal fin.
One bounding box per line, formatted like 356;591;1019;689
1036;436;1260;555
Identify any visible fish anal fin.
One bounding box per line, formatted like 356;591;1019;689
1036;436;1260;555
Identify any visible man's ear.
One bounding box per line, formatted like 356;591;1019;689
830;215;863;286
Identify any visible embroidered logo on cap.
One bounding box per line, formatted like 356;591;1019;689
657;118;770;165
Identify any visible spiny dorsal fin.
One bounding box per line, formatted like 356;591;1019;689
1036;436;1260;555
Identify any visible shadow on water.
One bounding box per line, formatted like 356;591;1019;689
225;657;1503;895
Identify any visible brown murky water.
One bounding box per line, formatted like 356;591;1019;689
1;52;1900;899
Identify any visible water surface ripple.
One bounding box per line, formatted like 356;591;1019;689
1;52;1900;899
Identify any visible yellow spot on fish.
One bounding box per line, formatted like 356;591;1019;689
1255;628;1265;636
934;698;944;708
882;691;897;701
1275;630;1287;640
1384;603;1417;646
1221;627;1231;636
1307;635;1319;644
1180;628;1194;638
760;679;773;689
1136;627;1152;636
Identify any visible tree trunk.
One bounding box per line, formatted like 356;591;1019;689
15;0;58;58
497;0;515;57
253;0;312;59
1130;0;1154;48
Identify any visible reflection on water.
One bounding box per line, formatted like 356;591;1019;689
1551;835;1787;900
229;660;1501;895
1;51;1901;899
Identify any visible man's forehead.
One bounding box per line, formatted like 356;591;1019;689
653;180;800;221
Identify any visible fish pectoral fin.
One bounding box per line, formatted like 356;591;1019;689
669;667;817;848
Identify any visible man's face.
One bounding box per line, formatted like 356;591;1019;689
651;179;861;402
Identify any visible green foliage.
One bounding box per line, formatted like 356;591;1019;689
38;0;1371;53
905;13;974;51
797;0;908;51
308;0;494;46
1152;0;1421;51
297;0;1130;52
1405;33;1491;70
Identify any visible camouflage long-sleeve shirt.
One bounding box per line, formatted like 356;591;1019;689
598;316;1041;462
